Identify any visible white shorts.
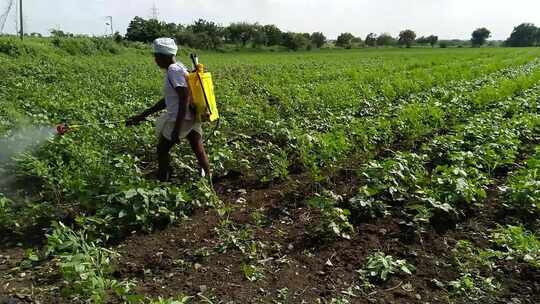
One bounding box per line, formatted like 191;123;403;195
155;113;203;141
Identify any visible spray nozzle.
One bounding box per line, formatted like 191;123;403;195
56;122;69;136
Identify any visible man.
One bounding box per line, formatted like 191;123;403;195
127;38;211;181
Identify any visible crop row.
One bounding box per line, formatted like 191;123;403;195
344;79;540;230
292;60;540;180
502;146;540;219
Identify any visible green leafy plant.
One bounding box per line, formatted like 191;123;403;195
215;222;261;260
18;248;41;269
46;222;134;303
491;225;540;267
504;148;540;216
308;191;354;240
241;263;265;282
432;165;488;205
360;252;415;281
448;273;499;298
104;186;191;233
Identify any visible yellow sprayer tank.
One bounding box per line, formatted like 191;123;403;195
187;64;219;122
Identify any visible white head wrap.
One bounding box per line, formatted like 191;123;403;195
152;38;178;56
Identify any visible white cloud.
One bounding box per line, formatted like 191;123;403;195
2;0;539;39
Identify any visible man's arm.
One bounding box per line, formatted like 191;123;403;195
126;98;166;126
140;98;166;117
170;87;189;142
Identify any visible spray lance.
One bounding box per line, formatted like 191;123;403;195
55;120;130;136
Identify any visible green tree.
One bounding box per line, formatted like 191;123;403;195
365;33;377;47
282;32;310;51
418;35;438;47
125;17;179;43
252;29;268;48
189;19;220;35
471;27;491;47
187;19;223;49
505;23;539;47
416;36;427;44
311;32;327;48
113;32;124;43
427;35;438;47
175;31;197;48
398;29;416;48
226;22;257;46
376;33;396;46
351;37;364;47
262;24;282;46
336;32;355;48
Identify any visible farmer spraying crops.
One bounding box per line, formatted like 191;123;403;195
126;38;211;181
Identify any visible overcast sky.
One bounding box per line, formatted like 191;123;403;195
1;0;539;40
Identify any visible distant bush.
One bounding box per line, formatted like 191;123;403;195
0;38;37;57
51;37;123;55
91;37;122;54
52;37;96;55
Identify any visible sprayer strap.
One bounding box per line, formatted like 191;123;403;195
167;75;178;89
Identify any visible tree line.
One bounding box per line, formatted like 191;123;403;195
335;30;437;48
122;17;540;50
125;17;324;51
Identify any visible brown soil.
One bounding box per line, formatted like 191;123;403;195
107;171;539;303
1;165;539;303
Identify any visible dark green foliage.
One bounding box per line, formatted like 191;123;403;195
471;27;491;47
262;24;282;46
504;147;540;217
417;35;438;47
376;33;397;46
49;37;122;55
0;37;37;57
311;32;327;48
336;32;355;48
281;32;310;51
505;23;540;47
226;22;256;46
365;33;377;46
398;29;417;48
126;16;179;43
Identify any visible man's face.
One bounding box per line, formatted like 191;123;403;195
153;54;169;69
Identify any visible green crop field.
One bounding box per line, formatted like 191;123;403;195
1;38;540;303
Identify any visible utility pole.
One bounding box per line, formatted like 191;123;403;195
18;0;22;40
106;16;113;36
151;0;159;20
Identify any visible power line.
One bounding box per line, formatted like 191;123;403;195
0;0;14;33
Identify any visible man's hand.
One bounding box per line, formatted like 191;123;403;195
170;128;180;143
126;114;146;126
126;99;166;127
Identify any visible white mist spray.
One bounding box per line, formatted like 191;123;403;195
0;125;56;163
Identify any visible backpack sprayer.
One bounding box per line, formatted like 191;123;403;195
56;53;220;138
187;53;220;123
